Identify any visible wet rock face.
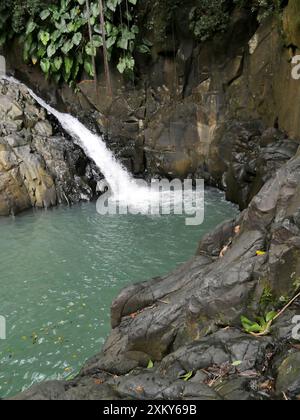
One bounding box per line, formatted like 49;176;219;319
276;353;300;398
0;79;100;216
207;122;299;209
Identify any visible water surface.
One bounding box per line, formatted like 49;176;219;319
0;190;237;397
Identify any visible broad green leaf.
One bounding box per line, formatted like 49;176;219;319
107;36;117;49
84;59;94;77
64;56;73;76
39;31;50;46
117;56;135;74
72;32;82;46
241;316;253;327
147;360;154;369
54;56;63;71
67;22;76;33
26;21;37;36
91;3;100;18
85;42;97;57
117;27;136;50
47;43;56;58
107;0;121;12
51;30;62;42
92;35;103;48
131;25;139;34
61;39;74;54
117;57;126;74
257;316;267;328
40;10;51;21
247;323;262;333
37;46;46;58
94;25;102;34
40;58;51;74
266;311;277;323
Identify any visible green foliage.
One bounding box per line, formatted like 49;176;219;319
189;0;281;42
293;277;300;292
147;360;154;369
189;0;230;42
0;0;49;45
0;0;149;86
241;311;277;335
236;0;281;22
260;285;274;307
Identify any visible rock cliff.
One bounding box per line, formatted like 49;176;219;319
5;1;300;210
0;79;101;216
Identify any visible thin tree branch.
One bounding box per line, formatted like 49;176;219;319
85;0;98;89
99;0;113;98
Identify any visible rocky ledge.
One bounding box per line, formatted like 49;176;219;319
13;142;300;400
0;79;101;216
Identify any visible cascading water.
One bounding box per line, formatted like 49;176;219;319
2;76;202;218
3;76;151;207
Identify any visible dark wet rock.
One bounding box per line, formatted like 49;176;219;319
207;122;299;209
112;372;221;400
0;79;101;216
12;372;222;401
10;381;67;401
196;218;240;257
160;329;272;377
272;309;300;343
214;377;253;401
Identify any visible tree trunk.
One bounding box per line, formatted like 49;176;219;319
99;0;113;97
85;0;97;87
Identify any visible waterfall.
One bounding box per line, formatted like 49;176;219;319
2;76;203;222
2;76;154;208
